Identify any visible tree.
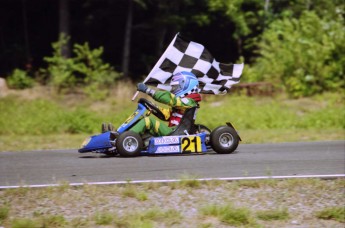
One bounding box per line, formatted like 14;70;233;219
122;0;133;77
59;0;71;58
246;10;345;97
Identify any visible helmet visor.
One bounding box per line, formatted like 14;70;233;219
170;80;180;94
171;84;180;94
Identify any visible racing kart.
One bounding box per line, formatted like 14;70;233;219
78;98;241;157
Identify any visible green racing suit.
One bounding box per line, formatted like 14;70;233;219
130;91;200;136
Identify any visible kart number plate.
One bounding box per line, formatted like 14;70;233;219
181;136;202;153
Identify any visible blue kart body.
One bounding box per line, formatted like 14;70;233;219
79;98;240;156
79;101;209;156
79;131;208;155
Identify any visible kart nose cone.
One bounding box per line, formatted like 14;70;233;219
81;137;91;148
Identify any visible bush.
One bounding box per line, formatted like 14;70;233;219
43;34;76;92
42;34;121;99
7;69;34;89
246;11;344;98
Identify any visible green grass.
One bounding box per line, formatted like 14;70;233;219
256;208;290;221
315;207;345;223
10;218;39;228
94;212;114;225
0;205;9;224
200;204;259;227
122;184;149;201
0;90;344;151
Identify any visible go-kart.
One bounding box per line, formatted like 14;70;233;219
78;98;241;157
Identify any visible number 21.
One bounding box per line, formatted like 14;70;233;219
181;136;201;152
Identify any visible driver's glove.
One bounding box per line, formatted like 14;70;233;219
137;83;155;96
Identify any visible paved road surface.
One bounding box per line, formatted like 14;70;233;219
0;141;344;187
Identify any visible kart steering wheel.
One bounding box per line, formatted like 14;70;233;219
138;98;166;120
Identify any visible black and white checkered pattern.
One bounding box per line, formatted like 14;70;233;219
145;33;244;95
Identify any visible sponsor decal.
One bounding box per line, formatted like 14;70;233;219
156;146;180;153
154;136;179;145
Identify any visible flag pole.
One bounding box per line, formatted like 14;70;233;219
131;33;179;101
131;91;139;101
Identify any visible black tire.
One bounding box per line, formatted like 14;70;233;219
194;124;211;145
107;123;115;131
210;126;239;154
116;131;143;157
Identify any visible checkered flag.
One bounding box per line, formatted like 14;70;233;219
144;33;244;95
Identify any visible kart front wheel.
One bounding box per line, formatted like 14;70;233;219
116;131;143;157
210;126;239;154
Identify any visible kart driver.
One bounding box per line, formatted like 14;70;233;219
130;71;202;136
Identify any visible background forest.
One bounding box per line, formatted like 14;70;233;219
1;0;344;98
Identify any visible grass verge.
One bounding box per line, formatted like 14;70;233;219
0;90;344;152
0;178;344;227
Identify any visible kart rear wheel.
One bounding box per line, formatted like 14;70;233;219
210;126;239;154
116;131;143;157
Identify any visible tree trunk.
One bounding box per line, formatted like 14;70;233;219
122;0;133;78
59;0;70;58
22;0;31;66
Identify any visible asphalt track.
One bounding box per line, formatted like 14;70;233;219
0;141;344;187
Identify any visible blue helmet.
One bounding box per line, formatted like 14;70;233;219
169;72;199;97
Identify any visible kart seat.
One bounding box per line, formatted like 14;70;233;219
168;107;197;136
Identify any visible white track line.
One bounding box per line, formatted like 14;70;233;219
0;174;344;189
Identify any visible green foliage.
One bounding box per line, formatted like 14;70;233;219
43;34;120;99
94;212;114;225
11;218;39;228
200;204;258;226
122;184;149;201
43;34;76;91
0;205;9;224
208;0;256;38
39;215;67;227
0;97;99;135
119;208;182;227
0;93;343;137
315;207;345;223
7;69;34;89
197;93;345;131
256;208;290;221
73;42;121;100
246;10;345;97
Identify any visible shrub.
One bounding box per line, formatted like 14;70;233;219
7;69;34;89
246;11;344;97
42;34;121;99
73;42;121;100
43;34;76;92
